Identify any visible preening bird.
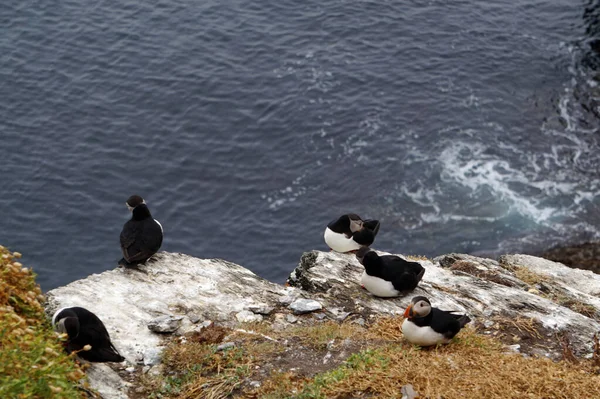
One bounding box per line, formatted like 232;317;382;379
52;306;125;362
119;195;163;267
401;296;471;346
324;213;380;253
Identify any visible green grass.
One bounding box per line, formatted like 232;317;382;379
0;245;87;399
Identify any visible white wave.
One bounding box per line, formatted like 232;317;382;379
437;141;567;224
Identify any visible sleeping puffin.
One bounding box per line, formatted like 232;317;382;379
52;307;125;362
401;296;471;346
119;195;163;267
324;214;380;253
356;247;425;297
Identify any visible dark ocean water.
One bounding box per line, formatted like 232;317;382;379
2;0;600;291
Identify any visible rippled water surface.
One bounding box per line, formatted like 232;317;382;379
2;0;600;290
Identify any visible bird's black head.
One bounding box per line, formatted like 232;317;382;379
55;316;80;339
355;246;373;265
362;219;380;235
126;195;145;211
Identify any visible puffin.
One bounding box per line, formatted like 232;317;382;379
324;213;380;253
119;195;163;267
356;247;425;297
401;296;471;346
52;306;125;362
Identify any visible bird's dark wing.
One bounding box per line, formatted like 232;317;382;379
120;220;141;261
363;219;380;236
430;308;467;339
327;215;352;235
120;220;162;262
378;256;425;291
352;229;376;246
75;309;125;362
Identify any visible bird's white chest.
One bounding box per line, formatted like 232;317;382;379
401;318;449;346
324;227;361;253
360;272;399;297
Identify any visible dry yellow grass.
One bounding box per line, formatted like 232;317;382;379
251;317;600;399
0;245;89;398
287;320;366;348
513;266;551;286
406;255;430;261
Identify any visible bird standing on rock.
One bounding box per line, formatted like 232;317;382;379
119;195;163;267
324;213;380;253
52;306;125;362
401;296;471;346
356;247;425;297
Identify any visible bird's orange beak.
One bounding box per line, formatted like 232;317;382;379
403;304;413;318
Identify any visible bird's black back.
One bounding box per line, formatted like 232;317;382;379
327;214;353;235
410;308;470;339
120;204;163;263
57;307;125;362
367;255;425;292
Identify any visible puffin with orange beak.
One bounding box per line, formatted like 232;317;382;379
401;296;471;346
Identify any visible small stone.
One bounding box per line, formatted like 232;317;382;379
354;318;365;326
217;342;235;351
248;305;275;315
125;367;135;373
506;344;521;353
198;320;213;329
337;312;351;321
286;314;299;323
401;384;419;399
322;351;332;364
484;320;494;328
289;299;322;315
236;310;263;323
528;288;540;295
148;365;163;376
188;313;203;323
249;380;261;388
313;313;327;320
278;295;295;305
147;315;183;333
142;366;150;374
135;353;144;365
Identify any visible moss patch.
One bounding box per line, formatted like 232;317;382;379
0;245;89;399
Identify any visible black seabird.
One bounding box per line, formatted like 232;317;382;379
52;306;125;362
119;195;163;267
355;247;425;297
323;213;380;253
401;296;471;346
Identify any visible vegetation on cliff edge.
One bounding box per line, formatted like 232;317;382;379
138;316;600;399
0;245;87;399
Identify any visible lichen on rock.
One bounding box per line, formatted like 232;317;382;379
43;249;600;398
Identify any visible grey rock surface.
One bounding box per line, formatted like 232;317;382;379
147;315;183;333
289;298;323;314
45;250;600;398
